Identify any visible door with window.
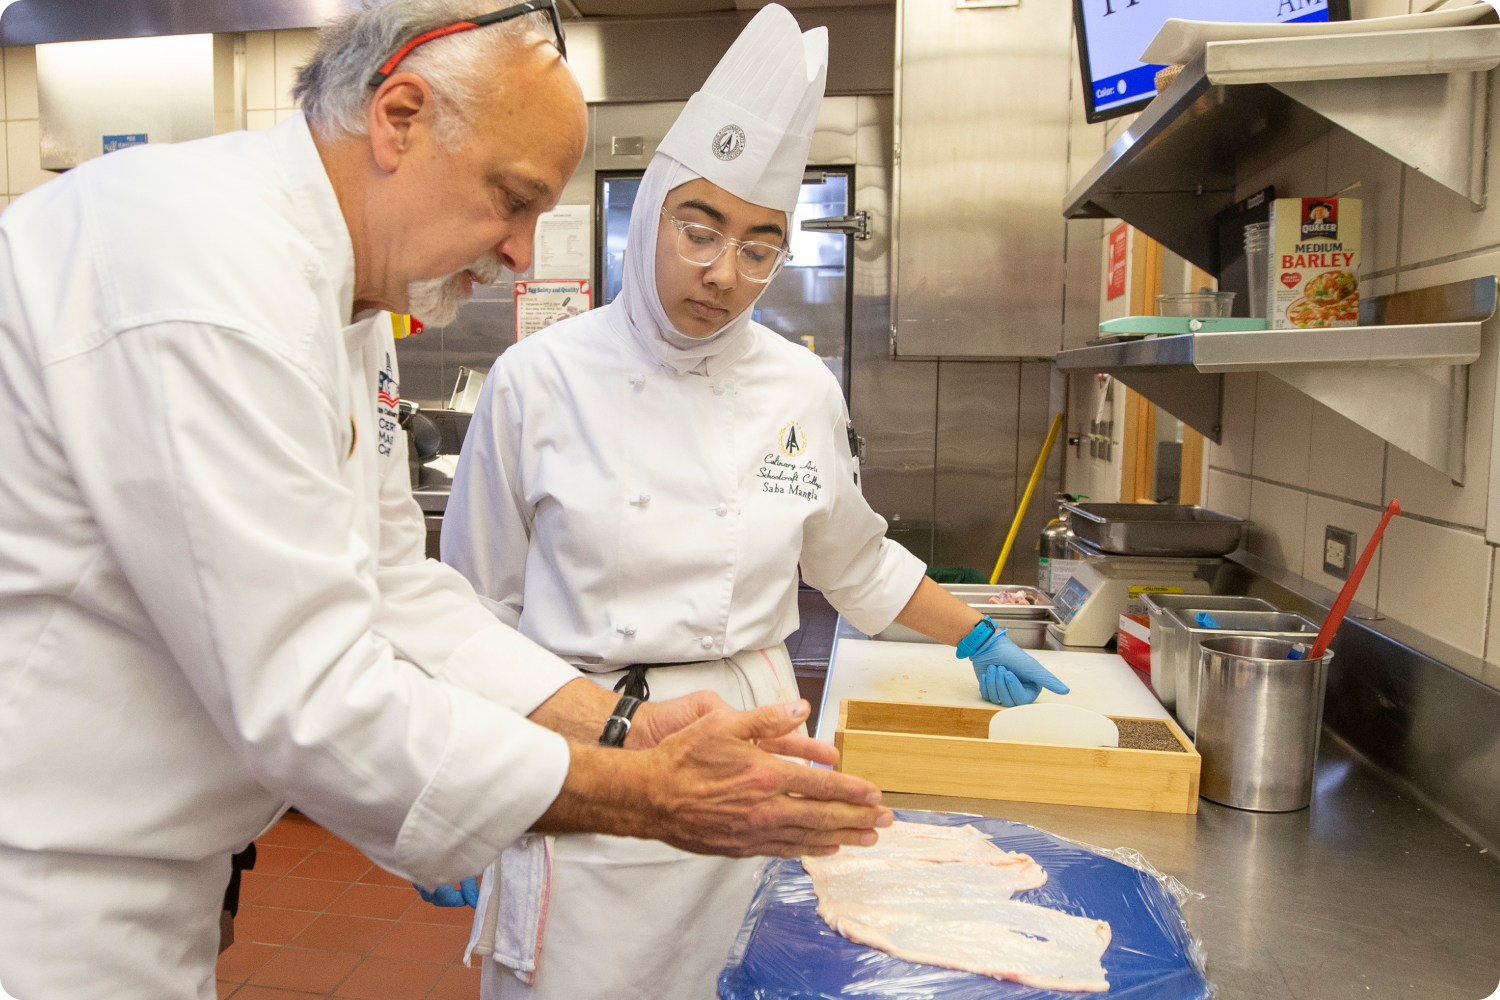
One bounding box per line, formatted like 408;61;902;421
596;168;855;400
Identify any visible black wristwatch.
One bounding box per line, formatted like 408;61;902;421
599;695;643;747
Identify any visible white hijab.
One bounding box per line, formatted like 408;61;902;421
610;152;781;378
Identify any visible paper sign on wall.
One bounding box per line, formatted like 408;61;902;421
533;205;592;280
1106;223;1128;301
515;280;590;341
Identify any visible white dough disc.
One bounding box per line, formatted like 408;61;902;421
987;703;1120;747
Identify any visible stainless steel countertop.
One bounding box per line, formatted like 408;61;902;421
827;617;1500;998
885;736;1500;999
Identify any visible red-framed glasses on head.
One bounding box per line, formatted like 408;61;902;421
367;0;567;88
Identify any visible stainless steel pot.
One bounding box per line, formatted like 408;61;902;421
1196;634;1333;812
1168;609;1318;736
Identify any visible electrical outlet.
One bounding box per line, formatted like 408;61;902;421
1323;525;1356;580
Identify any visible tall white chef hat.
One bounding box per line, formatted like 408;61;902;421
656;4;828;216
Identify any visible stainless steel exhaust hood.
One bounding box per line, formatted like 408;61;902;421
0;0;357;46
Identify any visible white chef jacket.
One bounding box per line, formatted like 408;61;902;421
0;114;581;886
443;304;926;665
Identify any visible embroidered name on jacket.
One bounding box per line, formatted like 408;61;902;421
759;452;822;501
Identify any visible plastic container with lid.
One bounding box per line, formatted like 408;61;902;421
1156;291;1235;317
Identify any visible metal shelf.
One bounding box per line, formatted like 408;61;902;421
1056;278;1495;483
1063;26;1500;273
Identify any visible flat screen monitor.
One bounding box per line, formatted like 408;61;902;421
1073;0;1351;123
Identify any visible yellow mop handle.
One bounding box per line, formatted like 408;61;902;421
990;413;1064;585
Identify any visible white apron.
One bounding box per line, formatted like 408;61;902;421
0;845;230;1000
471;644;802;1000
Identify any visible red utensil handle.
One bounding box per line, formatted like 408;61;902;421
1310;498;1400;659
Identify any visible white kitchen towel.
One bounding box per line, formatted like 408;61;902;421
464;835;554;985
464;645;802;982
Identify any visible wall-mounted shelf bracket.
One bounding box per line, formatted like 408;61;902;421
1057;277;1495;483
1056;322;1480;481
1063;26;1500;270
1208;28;1500;207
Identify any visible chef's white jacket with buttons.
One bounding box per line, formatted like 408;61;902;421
442;304;927;667
0;114;581;885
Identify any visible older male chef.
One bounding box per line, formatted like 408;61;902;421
0;3;892;997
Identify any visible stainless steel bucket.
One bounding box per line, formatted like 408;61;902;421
1168;609;1318;737
1196;635;1333;812
1140;593;1276;710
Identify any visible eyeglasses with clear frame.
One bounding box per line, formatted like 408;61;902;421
367;0;567;88
660;208;792;284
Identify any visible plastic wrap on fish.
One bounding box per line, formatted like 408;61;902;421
718;809;1213;1000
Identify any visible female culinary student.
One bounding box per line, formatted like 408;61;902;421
441;7;1068;998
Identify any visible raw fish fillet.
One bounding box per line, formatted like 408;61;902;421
804;821;1038;872
804;821;1112;993
989;592;1035;605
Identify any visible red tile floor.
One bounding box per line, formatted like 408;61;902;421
216;812;480;999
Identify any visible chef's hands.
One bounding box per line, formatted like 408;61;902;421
968;629;1070;707
627;690;830;761
414;876;479;908
625;689;731;749
534;700;891;859
634;700;890;857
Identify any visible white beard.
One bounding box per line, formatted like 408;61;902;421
406;252;508;327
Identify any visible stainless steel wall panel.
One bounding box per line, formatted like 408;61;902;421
1004;360;1064;586
38;33;215;169
933;362;1021;572
569;7;893;104
846;94;936;563
890;0;1071;358
591;101;682;172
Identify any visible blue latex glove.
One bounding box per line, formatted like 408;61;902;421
966;628;1071;707
415;877;480;908
1194;611;1222;629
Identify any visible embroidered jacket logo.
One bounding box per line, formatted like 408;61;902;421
778;422;807;458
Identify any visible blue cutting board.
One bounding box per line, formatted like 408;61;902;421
718;809;1213;1000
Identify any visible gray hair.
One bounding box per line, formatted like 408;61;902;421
293;0;552;148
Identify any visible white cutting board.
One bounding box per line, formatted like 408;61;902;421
815;639;1170;743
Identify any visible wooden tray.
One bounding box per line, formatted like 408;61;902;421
833;699;1201;814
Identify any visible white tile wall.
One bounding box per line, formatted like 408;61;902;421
6;119;45;194
1235;132;1328;205
1399;143;1500;268
1382;252;1500;530
245;32;277;113
1247;479;1309;572
1251;374;1313;488
1325;127;1402;276
3;46;36;120
1205;468;1251;520
1206;372;1256;474
1301;494;1383;609
243;30;311;131
2;46;45;201
1379;516;1492;658
1307;400;1385;506
274;30;319;113
1484;555;1500;680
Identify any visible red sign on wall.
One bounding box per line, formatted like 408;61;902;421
1106;224;1128;301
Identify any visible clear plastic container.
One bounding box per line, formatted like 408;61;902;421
1155;291;1236;317
1243;221;1271;319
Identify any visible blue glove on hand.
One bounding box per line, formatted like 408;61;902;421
415;877;479;908
966;629;1071;707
